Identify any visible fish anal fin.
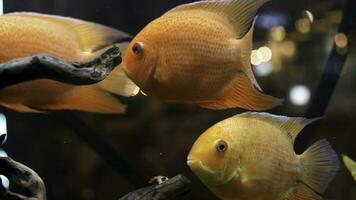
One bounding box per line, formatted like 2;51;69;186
0;103;46;113
166;0;270;38
38;86;126;114
199;72;281;111
6;12;131;52
283;184;322;200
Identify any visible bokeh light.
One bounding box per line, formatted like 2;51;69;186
0;175;9;189
334;33;348;48
289;85;311;106
295;18;311;33
254;62;273;77
269;26;286;42
258;46;273;63
251;50;262;66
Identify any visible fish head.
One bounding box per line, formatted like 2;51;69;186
187;126;239;187
122;34;158;89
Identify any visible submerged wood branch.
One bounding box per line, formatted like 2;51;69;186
119;175;191;200
0;46;122;88
0;157;46;200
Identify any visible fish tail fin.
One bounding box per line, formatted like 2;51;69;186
38;86;126;114
199;73;282;110
96;67;140;97
85;42;139;97
299;139;340;194
283;184;322;200
238;17;262;91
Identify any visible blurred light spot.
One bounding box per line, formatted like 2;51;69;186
82;51;91;55
281;41;297;58
295;18;311;34
0;149;7;158
131;86;140;96
258;46;273;62
304;10;314;23
0;114;6;145
289;85;311;106
254;62;273;77
251;50;262;66
269;26;286;42
334;33;348;48
0;0;3;15
256;12;288;29
140;90;148;96
0;175;9;189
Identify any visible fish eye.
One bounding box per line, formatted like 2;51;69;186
132;42;144;55
215;140;228;153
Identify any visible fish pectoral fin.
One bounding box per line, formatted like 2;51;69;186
166;0;270;38
38;86;126;114
6;12;131;52
97;67;140;97
199;72;282;111
299;139;340;194
283;184;322;200
0;103;46;113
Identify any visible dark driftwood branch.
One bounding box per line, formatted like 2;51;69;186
119;175;191;200
297;0;356;151
0;46;121;88
0;157;46;200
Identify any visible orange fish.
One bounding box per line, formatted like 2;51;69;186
122;0;281;111
188;112;340;200
0;12;139;113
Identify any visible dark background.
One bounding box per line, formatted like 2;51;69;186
2;0;356;199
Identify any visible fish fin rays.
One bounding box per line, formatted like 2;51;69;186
283;184;323;200
6;12;132;52
37;86;126;114
199;73;281;110
97;67;140;97
235;112;322;142
166;0;270;38
299;139;340;194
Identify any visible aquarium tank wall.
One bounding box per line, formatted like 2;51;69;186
0;0;355;200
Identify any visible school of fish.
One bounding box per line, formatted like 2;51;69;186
0;0;346;200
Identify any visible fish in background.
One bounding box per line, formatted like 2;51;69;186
342;154;356;181
122;0;281;111
187;112;339;200
0;12;139;113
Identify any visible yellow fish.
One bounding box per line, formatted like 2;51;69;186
0;12;138;113
342;154;356;181
187;112;339;200
122;0;281;111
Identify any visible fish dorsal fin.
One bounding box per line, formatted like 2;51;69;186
6;12;132;52
166;0;270;38
236;112;322;142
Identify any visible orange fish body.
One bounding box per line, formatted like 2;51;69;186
123;0;281;111
0;12;137;113
187;112;340;200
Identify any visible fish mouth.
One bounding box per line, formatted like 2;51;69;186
186;158;226;186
